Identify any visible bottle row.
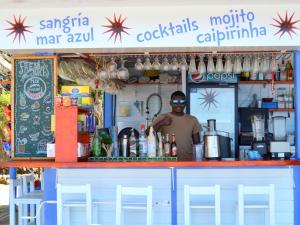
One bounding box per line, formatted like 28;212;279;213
91;124;178;159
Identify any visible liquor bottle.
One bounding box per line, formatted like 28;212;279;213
139;124;148;157
164;134;171;157
129;129;137;157
147;126;156;157
171;134;177;157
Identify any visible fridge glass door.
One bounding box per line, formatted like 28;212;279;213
190;87;236;155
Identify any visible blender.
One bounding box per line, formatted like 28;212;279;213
251;115;268;159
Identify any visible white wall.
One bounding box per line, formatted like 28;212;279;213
116;84;182;132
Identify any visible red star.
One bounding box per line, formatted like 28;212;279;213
271;11;300;39
5;15;32;43
103;13;130;43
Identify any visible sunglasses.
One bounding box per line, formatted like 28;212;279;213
171;99;186;105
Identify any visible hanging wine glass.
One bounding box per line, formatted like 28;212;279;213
170;56;179;71
207;55;215;74
143;57;152;70
188;55;197;74
108;57;117;72
117;58;129;80
233;55;242;74
197;55;206;74
152;57;161;70
251;55;259;80
97;66;108;80
161;57;170;71
216;55;224;73
179;56;188;71
135;57;144;71
243;56;251;72
224;55;233;74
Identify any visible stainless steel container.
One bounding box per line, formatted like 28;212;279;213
204;131;220;159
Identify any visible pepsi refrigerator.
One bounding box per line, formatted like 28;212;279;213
187;72;238;158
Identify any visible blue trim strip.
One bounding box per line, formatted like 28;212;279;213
44;169;57;225
294;166;300;225
9;168;16;179
171;167;177;225
103;92;114;128
295;51;300;159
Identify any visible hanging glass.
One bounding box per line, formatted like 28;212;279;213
216;55;224;73
179;56;188;71
188;55;197;74
207;55;215;74
134;57;144;71
161;57;170;71
170;57;179;71
152;57;161;70
143;57;152;70
233;55;242;74
197;56;206;74
117;58;129;80
224;55;233;74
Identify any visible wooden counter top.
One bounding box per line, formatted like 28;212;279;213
1;160;300;168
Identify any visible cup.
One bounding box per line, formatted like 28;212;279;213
194;143;203;161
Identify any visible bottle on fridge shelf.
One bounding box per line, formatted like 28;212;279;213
164;134;171;157
279;60;287;81
285;61;294;81
147;126;157;157
129;129;138;157
171;134;178;157
139;124;148;157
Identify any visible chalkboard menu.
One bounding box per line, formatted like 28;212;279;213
12;56;57;159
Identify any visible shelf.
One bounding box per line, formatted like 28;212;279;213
269;108;294;112
239;80;294;85
126;82;181;85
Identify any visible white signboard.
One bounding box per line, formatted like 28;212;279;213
1;5;300;49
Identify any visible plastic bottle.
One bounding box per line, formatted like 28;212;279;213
147;126;156;157
139;124;148;157
129;129;137;157
157;132;163;157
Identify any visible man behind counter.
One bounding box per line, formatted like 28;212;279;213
152;91;201;161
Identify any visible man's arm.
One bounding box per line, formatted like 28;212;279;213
192;133;201;144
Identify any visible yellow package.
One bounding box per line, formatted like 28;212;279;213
79;97;93;106
61;86;91;95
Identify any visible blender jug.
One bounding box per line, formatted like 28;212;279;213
251;115;265;141
272;116;287;141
